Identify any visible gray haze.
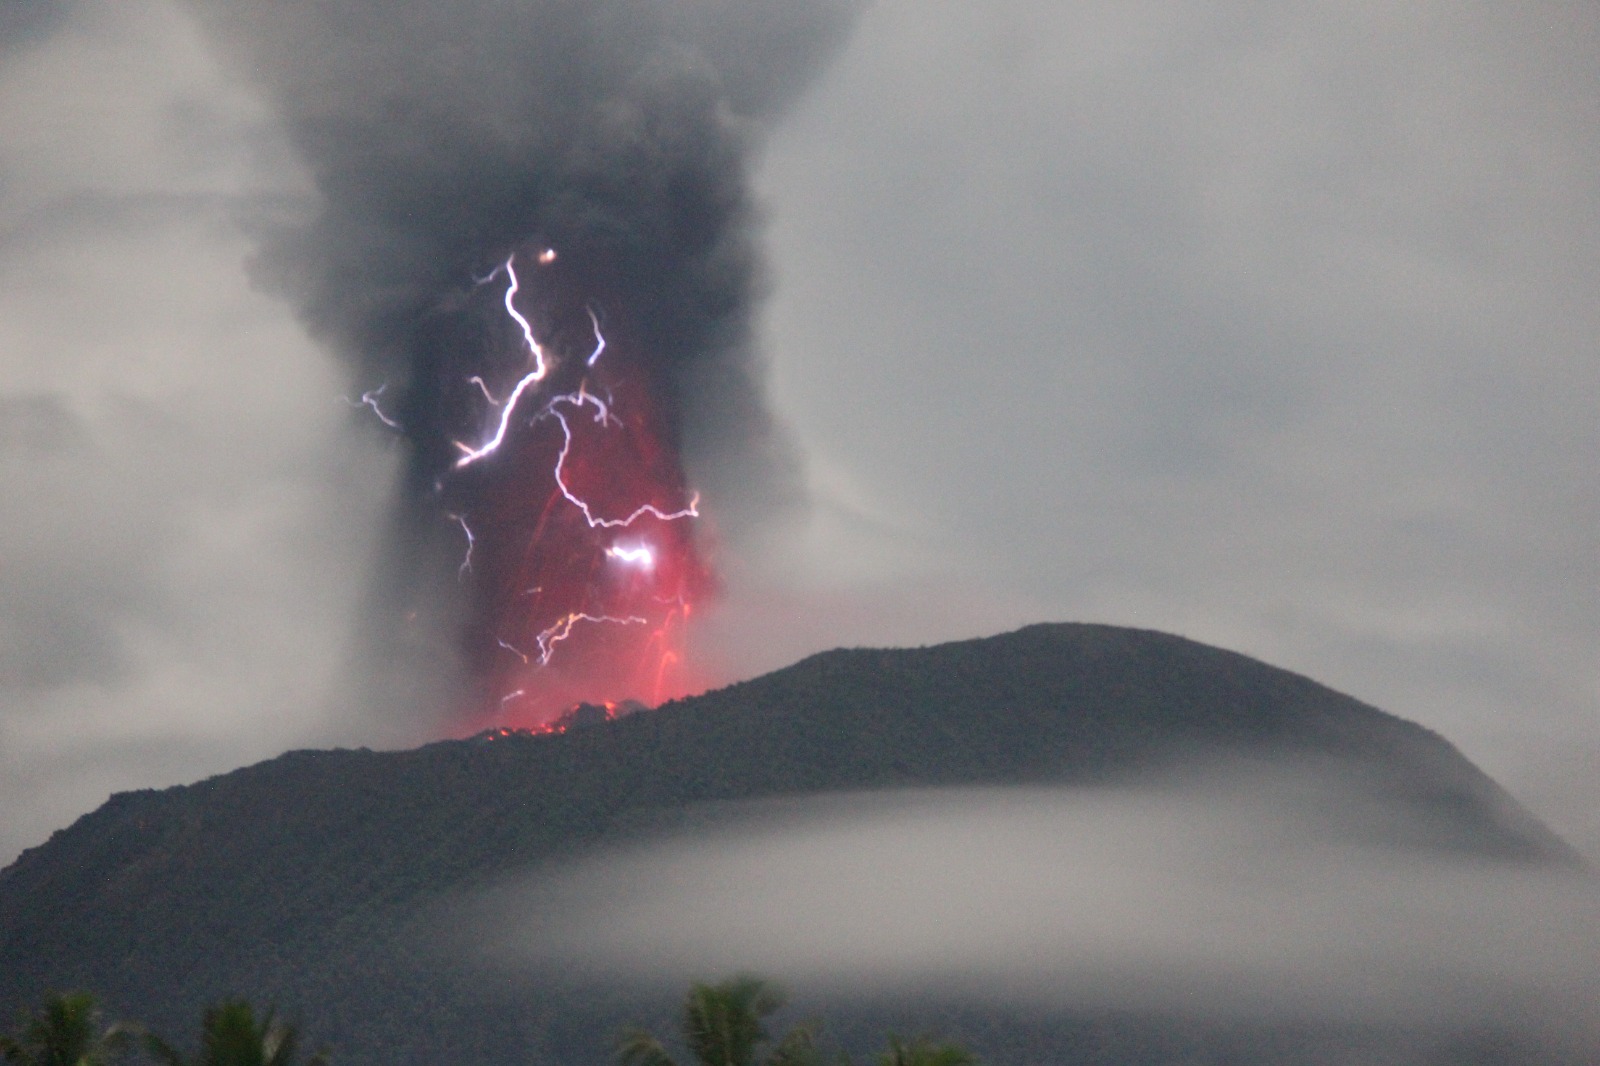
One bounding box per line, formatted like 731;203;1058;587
1;1;1596;863
474;772;1600;1048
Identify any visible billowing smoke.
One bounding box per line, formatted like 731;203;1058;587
180;0;859;727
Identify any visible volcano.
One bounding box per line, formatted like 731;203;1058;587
0;623;1588;1065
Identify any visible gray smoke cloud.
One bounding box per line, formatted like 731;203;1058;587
184;0;855;467
469;765;1600;1053
176;0;861;717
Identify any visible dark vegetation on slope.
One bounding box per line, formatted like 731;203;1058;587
0;623;1579;1066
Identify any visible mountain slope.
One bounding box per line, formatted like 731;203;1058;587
0;623;1580;1064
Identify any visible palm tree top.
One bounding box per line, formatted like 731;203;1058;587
141;1000;324;1066
619;976;819;1066
0;991;132;1066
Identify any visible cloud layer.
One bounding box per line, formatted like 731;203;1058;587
475;770;1600;1048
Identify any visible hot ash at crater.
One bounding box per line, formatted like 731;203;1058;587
472;699;648;742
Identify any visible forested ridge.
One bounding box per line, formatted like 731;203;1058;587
0;623;1579;1065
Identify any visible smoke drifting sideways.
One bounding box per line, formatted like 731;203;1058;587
469;764;1600;1056
180;0;860;729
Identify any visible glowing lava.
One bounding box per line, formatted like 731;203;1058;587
427;245;714;729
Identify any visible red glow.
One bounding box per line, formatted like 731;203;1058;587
445;246;718;731
470;697;652;742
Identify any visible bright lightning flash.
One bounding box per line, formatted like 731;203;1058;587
447;513;475;577
605;543;656;569
346;384;402;430
546;398;701;528
534;612;648;665
453;254;551;469
439;242;710;726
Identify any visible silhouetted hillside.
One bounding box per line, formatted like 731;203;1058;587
0;623;1582;1065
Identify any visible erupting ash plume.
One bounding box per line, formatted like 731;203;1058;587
432;245;711;726
182;0;859;728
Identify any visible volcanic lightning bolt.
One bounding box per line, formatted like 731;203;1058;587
447;513;475;578
545;398;701;529
452;256;552;470
430;247;713;730
605;544;655;568
347;384;402;430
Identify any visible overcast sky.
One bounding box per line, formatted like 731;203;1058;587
1;0;1595;865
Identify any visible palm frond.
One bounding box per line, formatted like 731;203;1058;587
32;991;97;1066
763;1023;823;1066
877;1035;976;1066
260;1016;298;1066
683;976;784;1066
140;1031;188;1066
99;1023;138;1056
0;992;140;1066
617;1027;678;1066
200;1001;266;1066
